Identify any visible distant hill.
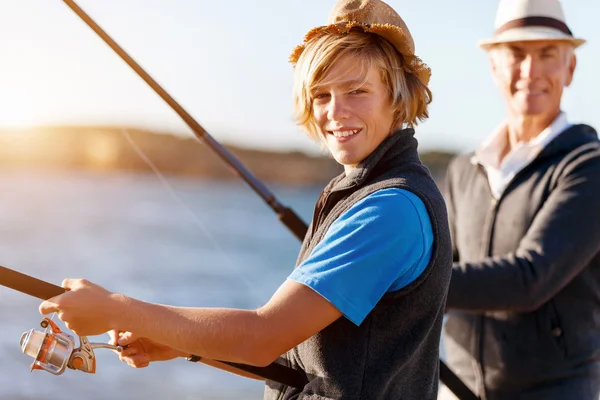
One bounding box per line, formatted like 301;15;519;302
0;126;456;185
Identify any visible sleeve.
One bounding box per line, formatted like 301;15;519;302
288;188;433;326
446;148;600;312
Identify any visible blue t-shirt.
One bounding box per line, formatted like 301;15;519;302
288;188;433;326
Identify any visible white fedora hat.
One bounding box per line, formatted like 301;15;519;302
479;0;586;50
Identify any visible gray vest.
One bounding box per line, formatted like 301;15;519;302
264;129;453;400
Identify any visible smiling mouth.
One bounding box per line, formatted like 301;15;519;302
517;88;548;96
328;129;362;138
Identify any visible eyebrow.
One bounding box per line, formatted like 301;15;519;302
342;79;373;88
507;45;524;53
540;45;559;52
313;79;373;90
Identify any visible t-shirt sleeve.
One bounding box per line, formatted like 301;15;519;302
288;188;433;326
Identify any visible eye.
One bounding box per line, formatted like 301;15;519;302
312;92;330;100
349;89;366;95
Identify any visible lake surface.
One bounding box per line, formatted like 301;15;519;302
0;167;322;399
0;167;451;399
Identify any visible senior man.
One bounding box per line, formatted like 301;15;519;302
443;0;600;399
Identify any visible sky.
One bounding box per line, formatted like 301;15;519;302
0;0;598;154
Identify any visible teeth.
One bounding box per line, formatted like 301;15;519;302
331;130;359;138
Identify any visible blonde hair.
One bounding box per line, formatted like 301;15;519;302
292;30;432;141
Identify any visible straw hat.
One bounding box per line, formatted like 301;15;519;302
479;0;586;50
289;0;431;86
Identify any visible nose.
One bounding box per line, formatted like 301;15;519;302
520;54;541;79
326;94;350;121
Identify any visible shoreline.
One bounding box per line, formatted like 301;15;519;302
0;125;455;185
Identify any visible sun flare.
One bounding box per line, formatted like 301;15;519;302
0;95;39;129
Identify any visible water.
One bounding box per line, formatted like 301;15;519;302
0;167;321;400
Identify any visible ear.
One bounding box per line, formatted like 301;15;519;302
488;51;497;73
564;53;577;87
487;50;501;87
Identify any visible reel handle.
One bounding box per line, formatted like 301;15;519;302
89;342;124;352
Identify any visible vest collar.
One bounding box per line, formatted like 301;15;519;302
329;128;418;192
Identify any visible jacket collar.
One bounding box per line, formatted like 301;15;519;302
469;124;598;166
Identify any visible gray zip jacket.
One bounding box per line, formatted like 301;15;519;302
444;124;600;399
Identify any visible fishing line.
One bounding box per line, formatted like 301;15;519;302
120;129;266;305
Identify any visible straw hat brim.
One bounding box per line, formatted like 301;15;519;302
289;21;431;86
479;26;586;50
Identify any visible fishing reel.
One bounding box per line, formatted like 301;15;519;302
19;316;122;375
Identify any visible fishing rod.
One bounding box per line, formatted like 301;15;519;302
44;1;478;399
62;0;308;243
0;266;309;388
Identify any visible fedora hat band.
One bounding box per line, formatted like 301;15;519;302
496;16;573;36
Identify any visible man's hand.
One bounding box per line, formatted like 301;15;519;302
39;278;124;336
109;330;186;368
